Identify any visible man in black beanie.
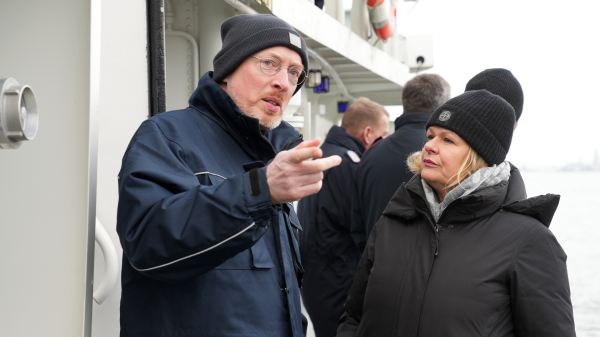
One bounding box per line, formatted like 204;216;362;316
466;68;524;128
117;14;340;337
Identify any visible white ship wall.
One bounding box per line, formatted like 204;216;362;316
92;0;149;336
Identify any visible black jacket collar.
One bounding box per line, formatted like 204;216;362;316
383;164;559;227
324;125;365;154
394;112;432;131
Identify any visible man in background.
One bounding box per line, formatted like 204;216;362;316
466;68;524;128
298;97;389;337
351;74;451;251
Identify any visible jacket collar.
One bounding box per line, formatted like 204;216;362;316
324;125;366;154
188;72;301;161
386;174;508;225
382;164;558;227
502;164;559;227
394;112;432;131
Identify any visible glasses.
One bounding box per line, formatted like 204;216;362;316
251;56;307;86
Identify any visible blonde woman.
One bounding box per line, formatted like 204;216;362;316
336;90;575;337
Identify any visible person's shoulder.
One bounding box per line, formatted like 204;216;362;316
359;136;394;168
344;149;361;164
503;212;567;263
321;141;352;157
362;137;386;156
149;108;197;126
493;209;559;251
147;107;210;140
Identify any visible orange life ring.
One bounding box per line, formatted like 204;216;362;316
367;0;397;41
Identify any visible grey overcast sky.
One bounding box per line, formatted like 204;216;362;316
347;0;600;169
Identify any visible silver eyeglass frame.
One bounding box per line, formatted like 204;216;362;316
251;56;307;86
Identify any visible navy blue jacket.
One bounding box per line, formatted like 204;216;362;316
351;112;431;251
297;126;364;337
117;72;306;337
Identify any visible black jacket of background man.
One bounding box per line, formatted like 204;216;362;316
338;166;575;337
350;112;431;251
298;125;365;337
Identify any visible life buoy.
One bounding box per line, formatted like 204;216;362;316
367;0;397;41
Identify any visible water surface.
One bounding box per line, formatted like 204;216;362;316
521;170;600;336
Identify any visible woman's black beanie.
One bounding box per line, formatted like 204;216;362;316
426;90;515;165
465;68;524;121
212;14;309;96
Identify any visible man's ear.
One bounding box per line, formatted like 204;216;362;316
360;126;372;147
219;77;229;91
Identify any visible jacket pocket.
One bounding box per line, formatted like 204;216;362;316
213;237;274;270
250;237;275;269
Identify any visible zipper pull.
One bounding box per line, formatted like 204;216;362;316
435;223;439;256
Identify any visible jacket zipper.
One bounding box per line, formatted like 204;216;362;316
239;115;263;159
258;129;302;159
424;213;440;256
282;134;303;151
411;193;440;256
431;202;462;255
410;209;439;337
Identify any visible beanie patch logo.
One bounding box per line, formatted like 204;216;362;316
439;110;452;121
289;33;302;49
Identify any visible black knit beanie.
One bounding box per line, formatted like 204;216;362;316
426;90;515;165
213;14;309;95
465;68;524;120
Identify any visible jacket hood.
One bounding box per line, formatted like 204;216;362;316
188;72;301;158
383;164;560;227
394;112;432;131
324;125;365;154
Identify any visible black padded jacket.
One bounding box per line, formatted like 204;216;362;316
337;166;575;337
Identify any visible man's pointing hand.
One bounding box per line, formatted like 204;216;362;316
267;138;341;204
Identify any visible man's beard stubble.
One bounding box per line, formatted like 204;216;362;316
228;84;283;131
244;110;283;131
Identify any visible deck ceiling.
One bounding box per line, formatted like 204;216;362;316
260;0;409;106
302;35;404;105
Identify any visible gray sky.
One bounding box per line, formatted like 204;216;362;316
350;0;600;169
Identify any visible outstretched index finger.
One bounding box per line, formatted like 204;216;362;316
293;138;321;150
311;155;342;173
290;146;323;163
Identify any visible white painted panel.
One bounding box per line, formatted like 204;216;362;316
0;0;99;336
166;35;194;111
92;0;149;336
196;0;234;75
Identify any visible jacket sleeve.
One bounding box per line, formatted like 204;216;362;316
350;168;367;252
116;120;276;283
336;220;377;336
509;223;576;337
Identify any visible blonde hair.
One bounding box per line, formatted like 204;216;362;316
406;148;487;191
